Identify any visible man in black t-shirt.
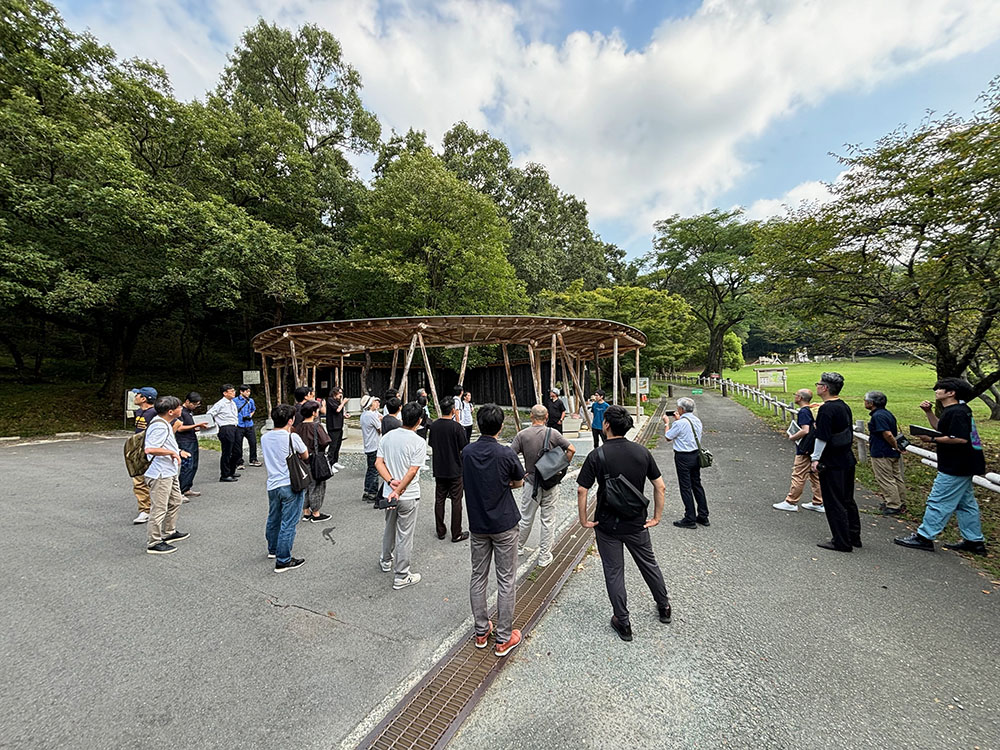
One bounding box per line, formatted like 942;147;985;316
545;388;567;433
578;405;671;642
895;378;988;555
810;372;860;552
382;397;403;436
324;387;347;471
175;392;203;497
428;399;469;542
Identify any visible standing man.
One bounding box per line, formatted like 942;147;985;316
375;402;428;590
428;399;470;543
208;384;240;483
360;395;382;503
456;388;474;442
811;372;860;553
545;388;567;433
590;390;610;449
144;396;190;555
463;404;525;656
325;386;347;472
863;391;907;516
129;386;158;524
234;385;261;469
577;405;671;642
292;386;323;427
261;403;309;572
381;397;403;436
175;392;204;499
510;404;576;566
894;378;988;555
773;388;824;513
664;397;710;529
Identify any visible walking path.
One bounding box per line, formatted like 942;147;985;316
2;391;997;748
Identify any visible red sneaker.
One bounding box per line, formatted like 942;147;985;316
474;620;493;649
494;629;521;657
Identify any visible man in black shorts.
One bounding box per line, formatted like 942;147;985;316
577;405;671;642
811;372;861;552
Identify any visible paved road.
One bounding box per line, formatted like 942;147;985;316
451;388;1000;749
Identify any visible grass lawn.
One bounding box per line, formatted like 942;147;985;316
669;357;1000;578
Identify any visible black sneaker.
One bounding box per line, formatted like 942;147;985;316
881;506;904;516
672;519;697;529
658;604;672;624
610;615;633;642
219;476;238;483
164;530;189;543
147;542;176;555
695;517;710;527
248;460;262;467
893;532;934;551
310;513;332;523
275;557;306;573
942;539;988;555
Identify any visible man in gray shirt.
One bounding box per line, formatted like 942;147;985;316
360;395;382;503
510;404;576;567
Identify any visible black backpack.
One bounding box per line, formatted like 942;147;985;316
596;445;649;520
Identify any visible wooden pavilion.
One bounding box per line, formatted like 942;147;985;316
251;315;646;428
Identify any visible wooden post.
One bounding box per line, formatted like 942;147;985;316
362;349;372;396
635;347;641;421
594;350;602;388
390;348;399;390
855;418;868;462
501;343;521;429
550;334;557;393
557;334;591;428
288;338;301;386
458;345;470;386
277;364;285;404
311;364;317;393
417;333;441;418
261;354;273;414
399;333;418;400
527;343;542;403
612;338;619;404
337;356;344;389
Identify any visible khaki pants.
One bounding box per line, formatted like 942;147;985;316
132;475;151;513
785;454;822;505
871;456;906;509
147;475;184;546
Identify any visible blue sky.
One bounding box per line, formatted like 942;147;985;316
58;0;1000;257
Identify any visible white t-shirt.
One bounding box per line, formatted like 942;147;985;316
376;427;427;500
361;410;382;453
144;416;180;479
456;397;473;427
262;429;308;491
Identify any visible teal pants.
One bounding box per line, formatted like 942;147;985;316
917;473;984;542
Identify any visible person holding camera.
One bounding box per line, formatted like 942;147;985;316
810;372;860;553
663;397;710;529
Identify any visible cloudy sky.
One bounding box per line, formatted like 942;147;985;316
59;0;1000;255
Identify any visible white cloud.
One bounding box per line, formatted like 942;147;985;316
743;178;837;221
59;0;1000;244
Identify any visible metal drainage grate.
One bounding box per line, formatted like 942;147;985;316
361;398;666;750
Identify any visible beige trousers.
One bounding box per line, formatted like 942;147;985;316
132;475;150;513
147;475;184;546
785;453;823;504
871;456;906;509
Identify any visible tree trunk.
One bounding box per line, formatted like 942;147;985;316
702;327;726;377
0;331;26;379
969;359;1000;420
98;318;143;416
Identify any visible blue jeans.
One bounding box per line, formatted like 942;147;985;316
179;446;199;493
917;473;984;542
266;484;305;564
364;451;380;498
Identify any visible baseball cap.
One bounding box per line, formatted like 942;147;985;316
550;387;561;396
130;387;158;400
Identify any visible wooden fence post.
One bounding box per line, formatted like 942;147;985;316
502;343;521;429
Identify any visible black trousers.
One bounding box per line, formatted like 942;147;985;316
674;450;708;522
595;528;669;627
592;427;606;449
326;428;344;464
434;476;464;540
548;422;563;434
217;425;240;479
818;463;861;550
464;425;474;443
237;425;257;463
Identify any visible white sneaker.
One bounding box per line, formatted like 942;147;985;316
132;511;149;524
330;466;339;474
517;545;527;556
333;462;345;470
393;572;421;590
801;502;826;513
772;501;798;512
379;558;393;573
537;552;554;567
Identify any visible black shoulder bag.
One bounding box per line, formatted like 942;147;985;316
286;434;311;492
596;445;649;520
309;423;333;482
533;427;570;497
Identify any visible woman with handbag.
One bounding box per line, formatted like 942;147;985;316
295;400;333;523
663;396;711;529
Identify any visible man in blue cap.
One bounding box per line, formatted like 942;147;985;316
129;386;158;524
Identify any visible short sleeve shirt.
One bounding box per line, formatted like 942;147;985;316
545;398;566;427
262;430;308;491
361;410;382;453
814;399;856;469
578;438;661;535
462;437;525;534
325;397;345;431
176;406;198;449
510;424;572;483
134;407;156;433
428;417;468;479
590;400;610;429
868;408;900;458
381;414;402;436
795;406;816;456
144;417;180;479
376;428;427;500
935;403;986;476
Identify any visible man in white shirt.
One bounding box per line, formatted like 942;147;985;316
663;397;710;529
261;403;310;573
208;383;240;482
144;396;191;555
375;402;428;590
360;395;382;502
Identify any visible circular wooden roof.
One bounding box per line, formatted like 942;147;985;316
252;315;645;364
